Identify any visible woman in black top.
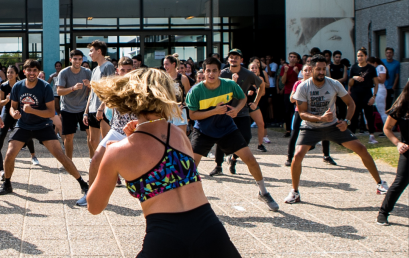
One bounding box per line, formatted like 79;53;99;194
0;66;38;178
377;81;409;225
348;48;379;144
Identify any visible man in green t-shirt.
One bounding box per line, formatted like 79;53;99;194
186;57;279;212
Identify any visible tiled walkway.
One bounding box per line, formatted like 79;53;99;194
0;129;407;257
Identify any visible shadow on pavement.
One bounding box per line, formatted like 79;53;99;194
0;201;47;217
0;230;43;255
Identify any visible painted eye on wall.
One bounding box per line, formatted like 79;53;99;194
328;35;342;41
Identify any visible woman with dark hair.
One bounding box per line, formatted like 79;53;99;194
81;61;90;69
0;63;6;82
0;66;38;179
377;81;409;225
348;47;379;144
367;57;389;125
185;62;196;83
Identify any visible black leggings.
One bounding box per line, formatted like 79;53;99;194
284;93;294;132
0;113;35;170
287;112;330;160
350;92;375;134
136;204;241;258
379;152;409;216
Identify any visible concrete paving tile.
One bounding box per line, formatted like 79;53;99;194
231;237;273;254
359;236;409;252
25;216;66;226
69;225;115;240
71;239;121;256
23;225;68;240
306;237;373;253
260;236;324;253
21;239;68;256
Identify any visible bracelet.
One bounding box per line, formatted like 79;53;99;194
83;113;88;117
97;109;103;112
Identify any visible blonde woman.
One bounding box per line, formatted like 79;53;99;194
87;69;241;258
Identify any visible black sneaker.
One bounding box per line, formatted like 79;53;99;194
226;155;237;174
209;166;223;177
377;213;389;226
285;160;292;167
378;133;386;138
323;156;337;166
0;182;13;195
283;132;291;138
257;144;267;152
258;192;279;211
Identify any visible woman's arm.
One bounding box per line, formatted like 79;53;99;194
383;116;408;154
263;70;270;88
0;71;6;81
0;90;10;107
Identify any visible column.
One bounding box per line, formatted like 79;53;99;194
42;0;60;78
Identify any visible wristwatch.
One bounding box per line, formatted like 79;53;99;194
344;119;351;126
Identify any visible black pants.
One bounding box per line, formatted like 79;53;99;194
284;93;294;132
136;204;241;258
215;117;251;166
350;92;375;134
385;89;394;111
287;112;330;160
379;152;409;216
0;113;35;170
336;96;347;120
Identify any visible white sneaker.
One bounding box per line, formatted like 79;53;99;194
317;141;322;145
76;192;88;206
263;136;271;144
31;157;40;165
377;180;389;195
369;135;378;144
207;152;215;159
284;189;301;204
251;122;257;128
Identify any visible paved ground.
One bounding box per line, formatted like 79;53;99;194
0;128;407;257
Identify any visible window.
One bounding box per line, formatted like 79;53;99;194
375;30;386;60
401;27;409;62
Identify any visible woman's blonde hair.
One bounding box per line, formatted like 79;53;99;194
91;68;181;120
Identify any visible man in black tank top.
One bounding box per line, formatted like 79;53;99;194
328;51;348;120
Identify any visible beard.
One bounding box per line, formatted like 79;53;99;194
27;76;37;82
314;75;325;82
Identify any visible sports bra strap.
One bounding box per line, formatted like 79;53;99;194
133;122;171;146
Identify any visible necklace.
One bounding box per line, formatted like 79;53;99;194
134;118;165;131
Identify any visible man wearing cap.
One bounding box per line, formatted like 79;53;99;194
210;49;263;176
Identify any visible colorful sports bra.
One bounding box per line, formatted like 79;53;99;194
126;123;201;203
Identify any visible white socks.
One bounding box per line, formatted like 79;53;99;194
256;179;268;195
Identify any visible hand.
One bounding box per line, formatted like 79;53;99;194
74;83;83;91
336;120;348;132
213;102;228;115
293;66;299;74
83;79;90;88
12;110;21;120
96;110;103;121
123;120;139;136
353;76;364;82
5;93;10;102
226;105;239;118
106;140;119;147
368;97;375;106
232;73;239;83
320;108;333;122
23;104;33;114
397;142;409;154
83;115;89;126
249;102;257;110
284;65;289;72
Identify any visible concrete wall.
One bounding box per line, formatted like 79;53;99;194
42;0;60;79
355;0;409;92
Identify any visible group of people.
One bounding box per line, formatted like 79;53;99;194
0;39;407;257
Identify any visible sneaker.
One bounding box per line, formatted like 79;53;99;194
251;122;258;128
257;144;267;152
284;159;292;167
378;133;386;138
207;152;215;159
0;182;13;195
323;156;337;166
209;166;223;177
284;189;301;204
226;155;237;174
1;170;4;181
369;135;378;144
263;136;271;144
376;213;389;226
76;191;88;206
359;130;369;135
317;141;322;146
21;147;27;151
258;192;279;211
377;180;389;195
31;157;40;166
283;132;291;138
116;176;122;187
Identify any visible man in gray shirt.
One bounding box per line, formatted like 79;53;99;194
284;54;389;204
57;50;92;161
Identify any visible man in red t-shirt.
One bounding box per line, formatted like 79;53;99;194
280;52;303;137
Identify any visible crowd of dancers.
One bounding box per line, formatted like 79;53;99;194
0;40;407;257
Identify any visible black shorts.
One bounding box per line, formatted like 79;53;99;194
136;204;241;258
191;128;248;157
297;124;358;146
61;111;89;135
88;112;110;129
9;126;58;143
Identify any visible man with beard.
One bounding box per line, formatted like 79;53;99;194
284;55;389;204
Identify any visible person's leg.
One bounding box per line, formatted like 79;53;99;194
89;126;101;155
234;147;262;180
385;89;394;110
341;140;381;183
215;145;224;167
290;145;311;191
0;114;15;171
26;139;36;158
250;109;264;146
85;129;93;158
100;120;110;138
283;94;293;134
379;153;409;216
322;141;330;157
349;94;362;134
363;102;375;135
287;112;302;161
42;140;80;178
232;117;252;160
88;145;106;186
376;87;387;123
63;134;75;159
194;153;203;166
4;140;26;179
